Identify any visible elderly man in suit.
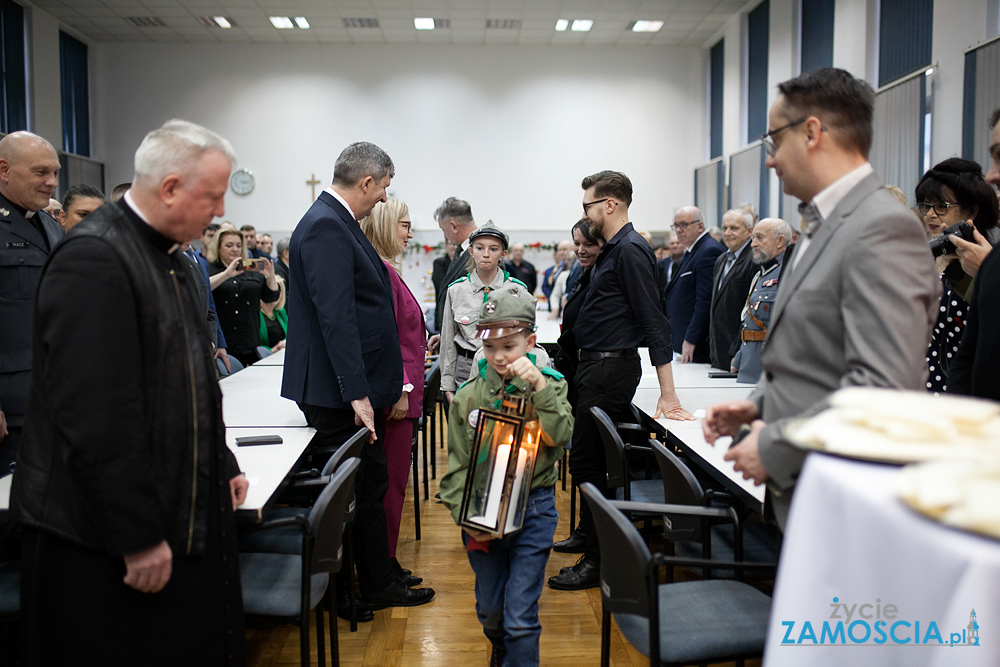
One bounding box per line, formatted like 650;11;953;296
708;208;756;371
663;206;724;363
704;68;940;527
0;131;63;469
282;142;435;612
432;197;476;334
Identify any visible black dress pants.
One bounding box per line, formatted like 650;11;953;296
567;355;641;562
300;403;394;597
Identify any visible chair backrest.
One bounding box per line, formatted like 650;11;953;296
423;359;441;413
217;355;245;378
256;345;273;359
590;406;627;490
650;439;707;541
309;457;361;575
580;483;651;619
319;427;368;477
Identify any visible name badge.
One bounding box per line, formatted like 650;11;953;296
6;242;27;248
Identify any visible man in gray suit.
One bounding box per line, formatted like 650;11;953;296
703;68;940;527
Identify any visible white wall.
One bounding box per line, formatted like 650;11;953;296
24;4;62;141
91;42;704;243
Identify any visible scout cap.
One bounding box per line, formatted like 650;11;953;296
476;291;535;340
467;219;509;250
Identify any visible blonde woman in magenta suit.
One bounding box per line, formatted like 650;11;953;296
361;199;426;583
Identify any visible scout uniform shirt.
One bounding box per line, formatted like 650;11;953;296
732;255;785;384
439;269;536;392
439;355;574;524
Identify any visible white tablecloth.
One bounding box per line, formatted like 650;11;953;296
764;454;997;665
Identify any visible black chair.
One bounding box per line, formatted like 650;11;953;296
650;439;780;577
0;557;19;665
580;483;772;667
240;428;367;631
591;406;663;503
256;345;273;359
217;355;245;377
240;458;361;667
419;360;441;500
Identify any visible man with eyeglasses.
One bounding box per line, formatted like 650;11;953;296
547;170;694;590
703;67;939;528
663;206;724;364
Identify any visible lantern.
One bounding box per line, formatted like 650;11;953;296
459;392;543;538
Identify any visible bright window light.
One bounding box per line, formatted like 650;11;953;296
294;16;310;29
555;19;569;31
270;16;294;29
632;20;663;33
414;17;435;30
571;19;593;32
925;68;934;76
214;16;231;29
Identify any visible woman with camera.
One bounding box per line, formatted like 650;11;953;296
208;226;280;367
914;158;998;392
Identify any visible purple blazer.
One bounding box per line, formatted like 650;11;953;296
387;261;426;418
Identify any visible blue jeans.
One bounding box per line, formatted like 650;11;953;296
465;486;558;667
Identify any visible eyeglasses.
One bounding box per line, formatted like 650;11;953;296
671;220;700;231
917;201;961;216
760;117;808;157
582;197;611;213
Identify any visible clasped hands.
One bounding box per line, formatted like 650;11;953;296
703;400;770;485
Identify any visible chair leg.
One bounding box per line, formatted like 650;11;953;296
438;394;446;448
569;479;577;532
316;597;327;667
345;528;358;633
328;579;340;667
561;449;567;491
412;425;421;541
421;418;430;500
600;605;611;667
429;402;437;480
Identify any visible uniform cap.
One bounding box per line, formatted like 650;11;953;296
476;291;536;339
468;219;509;250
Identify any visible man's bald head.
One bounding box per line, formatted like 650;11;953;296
0;132;60;212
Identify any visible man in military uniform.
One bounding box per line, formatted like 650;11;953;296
732;218;793;384
440;220;537;398
0;131;63;468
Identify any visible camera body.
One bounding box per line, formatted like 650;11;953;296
929;220;975;258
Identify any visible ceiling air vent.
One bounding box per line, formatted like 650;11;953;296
198;16;237;28
343;18;380;29
125;16;166;28
433;19;451;28
486;19;522;30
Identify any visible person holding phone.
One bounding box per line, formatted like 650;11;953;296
207;227;279;366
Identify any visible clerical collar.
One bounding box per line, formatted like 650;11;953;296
123;191;180;254
325;187;357;222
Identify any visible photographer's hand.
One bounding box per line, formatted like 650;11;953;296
950;226;992;278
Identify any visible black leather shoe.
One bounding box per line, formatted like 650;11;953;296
547;558;599;590
366;579;436;610
558;555;587;575
336;594;374;623
391;557;423;586
552;529;587;553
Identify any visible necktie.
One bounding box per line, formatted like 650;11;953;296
798;201;823;238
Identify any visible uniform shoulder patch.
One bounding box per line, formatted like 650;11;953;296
541;367;565;381
508;277;529;290
447;275;470;289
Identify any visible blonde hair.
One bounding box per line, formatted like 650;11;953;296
272;275;287;311
360;199;410;271
206;228;246;264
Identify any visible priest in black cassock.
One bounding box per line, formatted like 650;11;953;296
12;119;248;665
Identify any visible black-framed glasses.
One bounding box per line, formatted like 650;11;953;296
582;197;611;213
671;220;700;231
917;201;961;217
761;117;808;157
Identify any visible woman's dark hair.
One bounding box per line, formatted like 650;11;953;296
572;218;601;244
915;158;998;234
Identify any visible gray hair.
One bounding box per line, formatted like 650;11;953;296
133;119;236;187
277;237;290;257
737;202;759;223
758;217;794;245
723;208;754;230
434;196;474;225
332;141;394;188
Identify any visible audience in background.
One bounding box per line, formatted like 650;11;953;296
541;240;572;310
257;233;274;258
432;197;476;340
240;223;266;259
207;226;280;367
109;182;131;202
360;198;426;586
708;208;756;371
196;222;220;267
431;239;458;297
43;198;61;217
274;236;291;295
504;242;538;295
657;231;684;293
259;275;287;353
59;183;105;232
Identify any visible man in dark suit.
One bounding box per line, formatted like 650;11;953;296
503;242;537;295
0;131;63;469
431;197;475;343
663;206;724;363
705;68;939;527
708;208;756;370
282;141;434;611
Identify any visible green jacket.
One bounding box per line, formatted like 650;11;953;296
439;355;574;525
259;308;288;347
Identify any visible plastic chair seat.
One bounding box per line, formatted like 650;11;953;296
614;579;770;665
614;479;664;504
240;552;329;617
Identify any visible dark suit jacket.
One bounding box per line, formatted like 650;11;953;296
281;192;403;410
0;193;63;425
949;246;1000;400
708;242;756;370
503;258;537;295
663;233;724;362
434;245;471;332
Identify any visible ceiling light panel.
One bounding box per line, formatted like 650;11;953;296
294;17;310;29
269;16;294;29
571;19;593;32
555;19;568;31
414;17;434;30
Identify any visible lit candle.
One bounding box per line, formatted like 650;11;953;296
471;439;511;529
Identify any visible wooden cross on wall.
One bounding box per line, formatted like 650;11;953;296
306;173;321;200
